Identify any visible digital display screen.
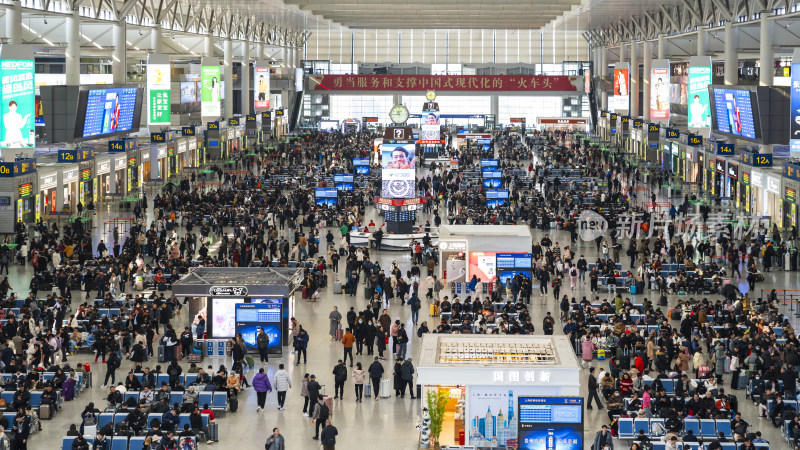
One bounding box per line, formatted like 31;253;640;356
319;120;339;131
315;188;338;198
353;158;370;166
315;198;338;206
481;159;499;167
688;66;712;128
468;252;496;283
334;174;354;183
211;297;244;338
381;142;416;199
482;170;502;178
76;87;142;139
518;397;584;450
483;178;502;188
235;303;282;354
355;166;370;175
496;253;532;269
497;270;533;287
335;183;354;191
712;87;760;140
486;189;509;199
487;199;507;208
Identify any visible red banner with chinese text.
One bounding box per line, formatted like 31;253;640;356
310;74;582;92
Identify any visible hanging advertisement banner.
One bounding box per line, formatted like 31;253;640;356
687;57;712;128
650;64;670;121
790;49;800;156
200;59;221;117
381;142;416;199
612;64;629;113
146;55;171;126
254;61;270;110
0;58;35;149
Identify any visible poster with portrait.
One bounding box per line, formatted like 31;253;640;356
380;142;416;198
650;68;670;120
0;59;35;149
688;65;711;128
201;65;221;117
420;110;441;142
612;68;629;112
254;66;270;110
791;61;800;155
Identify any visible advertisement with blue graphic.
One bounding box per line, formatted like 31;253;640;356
496;253;533;288
791;62;800;155
517;397;584;450
235;303;282;354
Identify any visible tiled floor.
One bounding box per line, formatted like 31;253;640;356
26;147;795;450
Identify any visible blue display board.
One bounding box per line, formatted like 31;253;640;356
80;87;141;138
334;174;354;183
481;158;499;168
315;188;338;205
496;253;533;287
518;397;584;450
712;87;760;140
353;158;370;175
482;170;503;178
335;183;354;191
483;178;503;189
486;189;509;208
235;303;282;354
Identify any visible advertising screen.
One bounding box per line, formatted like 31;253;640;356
612;68;629;112
319;120;339;131
481;159;499;168
381;142;416;199
75;87;142;140
235;303;282;354
486;189;509;208
518;397;584;450
650;68;670;120
254;66;270;110
791;62;800;155
211;297;244;338
335;183;354;191
496;253;533;287
482;170;502;179
147;63;171;126
334;174;354;183
688;66;711;128
315;187;338;206
483;178;502;189
584;69;591;93
201;65;221;117
353;158;370;175
468;252;497;282
420;110;441;142
1;60;34;149
711;88;760;140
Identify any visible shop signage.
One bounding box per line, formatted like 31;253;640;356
0;159;36;177
208;286;248;296
665;128;679;139
715;159;725;173
767;176;780;194
492;369;553;384
81;168;92;180
742;172;750;185
98;162;109;173
752;171;763;187
632;119;644;129
715;142;735;156
362;117;378;123
727;163;738;179
741;151;772;167
63;169;77;182
648;123;659;133
783;162;800;182
115;158;125;169
228;118;240;126
510;117;526;124
181;126;196;136
439;240;467;252
787;187;797;203
41;174;56;187
310;74;582;92
17;183;32;197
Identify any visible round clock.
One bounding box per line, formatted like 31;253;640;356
425;90;437;101
389;104;409;124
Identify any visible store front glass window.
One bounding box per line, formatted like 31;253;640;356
498;96;561;127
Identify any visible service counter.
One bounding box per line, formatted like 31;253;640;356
349;230;438;251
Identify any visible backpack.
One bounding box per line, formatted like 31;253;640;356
180;439;196;450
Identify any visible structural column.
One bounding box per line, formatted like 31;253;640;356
630;41;639;117
724;20;738;85
599;47;608;110
223;38;233;118
657;34;666;60
241;41;250;116
112;19;127;84
204;34;214;57
65;7;81;85
696;27;706;57
151;24;163;54
490;95;499;121
760;11;774;154
642;40;652;120
5;0;22;44
257;42;265;60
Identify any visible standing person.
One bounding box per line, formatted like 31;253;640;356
252;368;272;412
592;425;613;450
265;428;285;450
306;375;322;418
256;328;270;366
273;364;291;411
11;412;30;450
542;312;555;335
294;328;309;366
103;350;121;388
587;367;604;410
408;291;421;324
332;360;347;400
396;323;409;360
301;374;310;417
368;357;384;402
352;362;366;402
401;358;416;399
393;359;404;397
341;328;355;367
328;307;342;341
310;396;330;441
320;419;338;450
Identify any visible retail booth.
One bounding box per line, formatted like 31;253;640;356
437;225;533;290
0;160;38;232
417;334;581;448
171;267;303;355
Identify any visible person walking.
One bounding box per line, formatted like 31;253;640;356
332;360;347;400
311;396;330;441
329;307;342;341
408;292;421;324
587;367;604;410
102;350;121;388
294;329;309;366
401;358;416;399
273;364;291;411
368;357;384;402
396;323;409;360
352;362;366;402
320;419;338;450
253;368;272;412
306;374;322;418
341;328;355;367
301;374;310;417
265;427;285;450
256;328;270;366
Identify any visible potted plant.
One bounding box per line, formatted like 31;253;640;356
425;389;448;449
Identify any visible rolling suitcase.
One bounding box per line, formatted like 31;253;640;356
158;344;167;363
429;303;439;316
380;379;391;398
39;403;52;420
322;395;334;414
229;396;239;413
333;280;343;294
335;326;344;341
596;349;606;360
207;422;218;441
364;383;372;397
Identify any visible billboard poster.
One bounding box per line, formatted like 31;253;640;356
147;63;171;125
419;109;441;143
201;65;221;117
688;65;712;128
518;397;584;450
584;69;590;93
0;60;35;149
235;303;282;354
791;62;800;155
650;68;670;120
380;142;416;198
254;66;270;110
468;251;497;283
612;68;629;112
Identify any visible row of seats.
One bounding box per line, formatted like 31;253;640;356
650;443;767;450
97;412;210;431
122;390;227;411
127;373;207;388
617;417;733;439
62;436;196;450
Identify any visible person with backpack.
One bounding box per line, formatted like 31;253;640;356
265;427;285;450
310;395;330;441
408;293;421;325
102;352;121;388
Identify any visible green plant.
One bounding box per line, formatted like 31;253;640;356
426;389;448;445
